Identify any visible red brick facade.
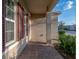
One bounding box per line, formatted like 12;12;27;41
17;2;25;40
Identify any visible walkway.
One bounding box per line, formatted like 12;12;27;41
17;42;63;59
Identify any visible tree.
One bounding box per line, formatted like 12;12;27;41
58;21;65;30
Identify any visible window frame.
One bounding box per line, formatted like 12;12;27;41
5;18;15;47
5;0;15;47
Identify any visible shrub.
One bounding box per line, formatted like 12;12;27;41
59;30;65;35
59;33;76;56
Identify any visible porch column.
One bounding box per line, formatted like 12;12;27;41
46;12;51;44
28;13;31;41
46;12;60;45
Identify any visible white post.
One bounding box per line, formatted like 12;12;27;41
24;15;26;38
46;12;51;44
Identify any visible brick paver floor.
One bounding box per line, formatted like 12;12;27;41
17;42;63;59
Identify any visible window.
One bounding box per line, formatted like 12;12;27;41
5;0;14;43
5;20;14;43
6;0;14;19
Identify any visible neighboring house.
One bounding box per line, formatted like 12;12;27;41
2;0;60;59
65;24;76;31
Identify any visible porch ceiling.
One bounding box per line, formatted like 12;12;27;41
19;0;58;14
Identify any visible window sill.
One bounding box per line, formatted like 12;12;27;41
5;18;15;22
5;40;16;48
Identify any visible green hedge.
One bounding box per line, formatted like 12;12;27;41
59;30;65;35
59;32;76;56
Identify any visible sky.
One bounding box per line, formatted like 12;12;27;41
52;0;76;25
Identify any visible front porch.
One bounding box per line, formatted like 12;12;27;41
2;0;62;59
17;42;63;59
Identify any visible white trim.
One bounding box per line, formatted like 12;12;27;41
24;16;26;37
5;31;14;32
5;40;16;47
5;18;15;22
14;5;17;44
24;24;26;26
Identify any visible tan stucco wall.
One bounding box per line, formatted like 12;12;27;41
30;24;46;42
29;15;58;43
29;18;47;43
